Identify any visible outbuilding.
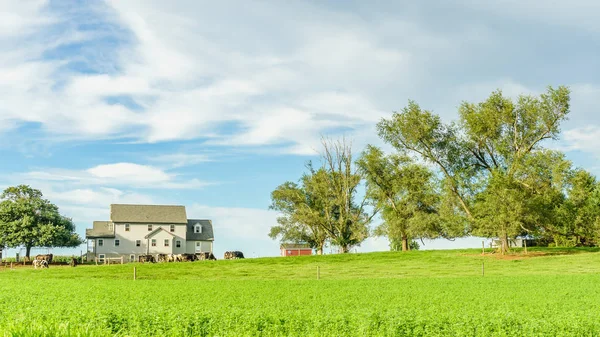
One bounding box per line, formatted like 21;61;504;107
280;243;312;257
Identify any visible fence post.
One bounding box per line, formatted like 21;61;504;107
133;267;137;280
121;256;124;264
482;240;485;255
524;239;528;254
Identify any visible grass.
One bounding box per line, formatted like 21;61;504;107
1;247;600;336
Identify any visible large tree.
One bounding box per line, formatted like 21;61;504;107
356;145;445;251
319;138;376;253
269;167;330;255
377;86;571;253
0;185;83;259
269;138;376;254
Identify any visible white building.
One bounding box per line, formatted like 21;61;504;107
85;204;214;262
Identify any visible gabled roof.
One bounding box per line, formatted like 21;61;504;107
85;221;115;238
110;204;187;224
186;219;214;241
144;227;177;239
281;243;311;249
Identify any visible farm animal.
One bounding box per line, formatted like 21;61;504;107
35;254;53;264
157;254;167;262
69;257;77;267
224;251;244;259
138;255;155;263
180;253;196;261
196;252;217;260
33;259;48;269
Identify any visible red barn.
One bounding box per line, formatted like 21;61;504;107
280;243;312;257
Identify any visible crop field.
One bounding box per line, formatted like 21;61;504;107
1;248;600;336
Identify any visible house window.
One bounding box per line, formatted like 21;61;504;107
98;239;103;247
136;240;141;247
164;239;169;247
151;239;156;247
130;254;135;262
148;224;153;231
195;241;201;253
115;239;120;247
176;240;181;248
194;224;202;233
170;225;175;232
98;254;105;263
125;223;130;232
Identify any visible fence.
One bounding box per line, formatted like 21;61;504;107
95;256;124;265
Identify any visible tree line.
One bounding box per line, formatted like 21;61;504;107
269;86;600;254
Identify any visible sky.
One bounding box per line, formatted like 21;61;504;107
1;0;599;258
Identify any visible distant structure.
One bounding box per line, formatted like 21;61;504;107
85;204;214;263
280;243;312;257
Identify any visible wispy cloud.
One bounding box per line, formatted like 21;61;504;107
17;162;211;190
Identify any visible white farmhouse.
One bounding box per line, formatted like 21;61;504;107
85;204;214;262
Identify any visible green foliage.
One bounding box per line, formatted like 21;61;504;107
269;138;374;253
269;176;329;254
357;145;443;251
0;185;83;257
376;86;575;252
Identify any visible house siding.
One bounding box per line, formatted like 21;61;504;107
94;223;188;257
86;205;215;262
185;241;213;254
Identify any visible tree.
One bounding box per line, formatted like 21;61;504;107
555;169;600;246
269;168;330;255
319;137;376;253
0;185;83;259
377;86;571;253
269;137;376;254
357;145;444;251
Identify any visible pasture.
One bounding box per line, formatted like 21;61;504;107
1;248;600;336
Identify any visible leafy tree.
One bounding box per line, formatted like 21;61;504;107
269;138;376;254
555;169;600;246
319;138;376;253
357;145;443;251
377;86;571;253
269;168;330;255
0;185;83;259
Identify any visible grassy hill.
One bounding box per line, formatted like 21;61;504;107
2;248;600;336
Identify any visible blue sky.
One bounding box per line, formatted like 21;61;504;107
1;0;599;257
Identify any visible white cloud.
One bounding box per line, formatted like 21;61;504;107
18;162;210;190
148;153;213;169
87;163;170;183
560;126;600;155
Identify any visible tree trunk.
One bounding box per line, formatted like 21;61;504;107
25;245;32;260
500;231;509;255
316;247;323;255
402;235;408;252
341;245;350;253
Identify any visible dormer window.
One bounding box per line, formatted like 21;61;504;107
194;224;202;233
148;224;152;231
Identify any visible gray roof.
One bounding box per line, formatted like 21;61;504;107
110;204;187;224
85;221;115;238
186;219;214;241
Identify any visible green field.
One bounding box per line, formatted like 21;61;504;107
2;248;600;336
